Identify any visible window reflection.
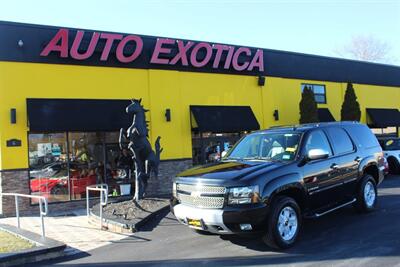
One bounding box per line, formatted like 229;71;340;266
28;131;134;203
68;132;104;200
29;133;69;203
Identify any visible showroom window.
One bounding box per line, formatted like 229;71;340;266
29;133;69;203
29;131;133;203
301;84;327;104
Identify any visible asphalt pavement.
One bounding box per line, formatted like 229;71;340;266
38;175;400;267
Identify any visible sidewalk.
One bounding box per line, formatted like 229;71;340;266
0;209;133;256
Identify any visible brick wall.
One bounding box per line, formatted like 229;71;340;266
0;169;31;216
147;159;193;196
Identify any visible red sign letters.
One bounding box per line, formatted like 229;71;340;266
40;29;264;72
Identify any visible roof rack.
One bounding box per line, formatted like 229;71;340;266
266;121;360;131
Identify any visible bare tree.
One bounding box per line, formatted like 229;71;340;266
335;35;394;64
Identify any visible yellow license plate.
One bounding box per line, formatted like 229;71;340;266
187;218;204;229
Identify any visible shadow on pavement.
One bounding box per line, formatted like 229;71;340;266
139;207;180;232
36;176;400;266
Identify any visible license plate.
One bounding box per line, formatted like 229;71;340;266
187;218;204;229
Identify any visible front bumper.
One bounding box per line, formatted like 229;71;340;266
171;200;268;234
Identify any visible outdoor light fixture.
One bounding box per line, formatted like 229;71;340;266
258;76;265;86
165;108;171;122
10;108;16;124
273;109;279;121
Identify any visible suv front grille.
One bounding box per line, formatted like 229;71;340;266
176;183;226;209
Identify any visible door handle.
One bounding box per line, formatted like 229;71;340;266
330;163;339;170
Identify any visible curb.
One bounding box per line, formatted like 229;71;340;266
88;203;170;234
0;224;66;267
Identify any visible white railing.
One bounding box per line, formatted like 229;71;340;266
0;193;48;238
86;184;108;229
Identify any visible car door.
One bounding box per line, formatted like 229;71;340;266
302;130;341;210
325;127;359;200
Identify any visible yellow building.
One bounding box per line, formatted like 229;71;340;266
1;21;399;215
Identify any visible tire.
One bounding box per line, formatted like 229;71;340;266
354;175;377;212
50;185;68;195
262;196;301;250
388;157;400;174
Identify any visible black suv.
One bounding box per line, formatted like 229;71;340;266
171;122;385;249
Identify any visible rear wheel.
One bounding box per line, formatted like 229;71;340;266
355;175;377;212
262;196;301;250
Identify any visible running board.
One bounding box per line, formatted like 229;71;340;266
305;198;357;219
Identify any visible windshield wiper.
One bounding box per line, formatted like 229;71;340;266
223;157;243;161
242;156;270;161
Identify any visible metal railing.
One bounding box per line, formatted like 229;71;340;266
0;193;48;238
86;184;108;229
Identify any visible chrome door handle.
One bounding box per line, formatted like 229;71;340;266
330;163;339;170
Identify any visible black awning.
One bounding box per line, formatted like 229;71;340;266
27;99;132;132
190;105;260;133
318;108;336;122
366;108;400;128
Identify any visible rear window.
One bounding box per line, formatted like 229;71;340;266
326;127;354;155
344;124;379;149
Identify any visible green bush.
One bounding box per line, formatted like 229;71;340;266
341;82;361;121
299;86;319;123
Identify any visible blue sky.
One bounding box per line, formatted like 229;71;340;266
1;0;399;65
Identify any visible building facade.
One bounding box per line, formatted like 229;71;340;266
1;21;400;215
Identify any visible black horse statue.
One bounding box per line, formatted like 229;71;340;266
119;98;162;200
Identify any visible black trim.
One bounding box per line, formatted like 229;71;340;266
366;108;400;128
190;105;260;133
1;21;400;87
27;98;132;132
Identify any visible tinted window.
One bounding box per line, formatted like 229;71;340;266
226;132;302;161
345;125;379;148
305;130;332;156
326;127;354;154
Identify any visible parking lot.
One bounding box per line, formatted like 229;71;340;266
42;175;400;267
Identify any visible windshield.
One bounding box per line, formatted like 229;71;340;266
379;138;400;151
224;132;302;161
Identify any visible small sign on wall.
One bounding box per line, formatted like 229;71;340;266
6;139;21;147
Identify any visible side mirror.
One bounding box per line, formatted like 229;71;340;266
221;151;227;158
307;149;329;161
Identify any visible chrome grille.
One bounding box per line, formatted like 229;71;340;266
177;183;226;194
176;183;226;209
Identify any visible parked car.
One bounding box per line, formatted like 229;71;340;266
171;122;385;249
378;137;400;174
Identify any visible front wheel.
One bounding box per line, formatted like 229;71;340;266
262;196;301;250
355;175;377;212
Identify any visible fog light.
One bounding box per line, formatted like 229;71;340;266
239;224;252;231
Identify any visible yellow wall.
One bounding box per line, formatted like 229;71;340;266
1;61;399;170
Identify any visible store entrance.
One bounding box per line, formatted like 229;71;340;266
192;132;241;165
67;134;134;200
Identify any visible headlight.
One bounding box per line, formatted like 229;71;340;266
172;182;177;197
228;185;260;205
